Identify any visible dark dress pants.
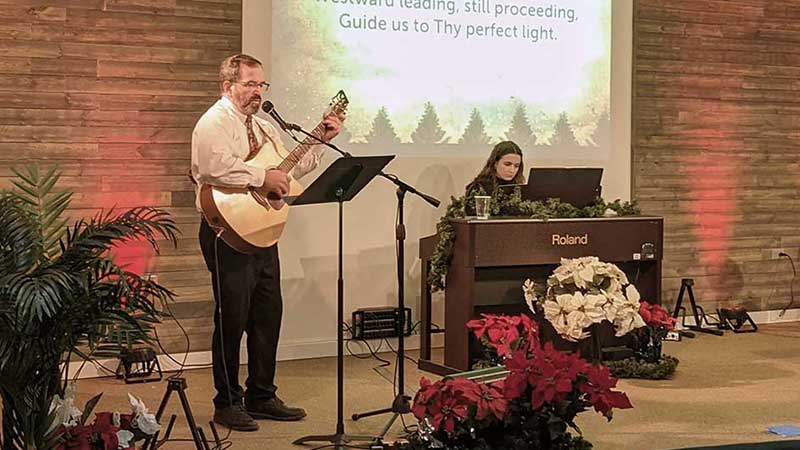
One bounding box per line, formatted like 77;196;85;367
199;219;283;409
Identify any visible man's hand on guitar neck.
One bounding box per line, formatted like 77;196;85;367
321;111;345;142
259;169;290;198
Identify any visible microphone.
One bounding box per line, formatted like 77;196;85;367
261;101;301;132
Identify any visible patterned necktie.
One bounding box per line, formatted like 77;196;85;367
244;115;259;160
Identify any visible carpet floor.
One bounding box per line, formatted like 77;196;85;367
72;322;800;450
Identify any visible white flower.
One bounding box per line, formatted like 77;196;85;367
552;258;580;285
544;294;574;328
117;430;135;449
607;278;622;296
554;269;574;284
543;297;567;323
578;264;595;284
600;290;621;318
613;308;646;336
583;293;608;324
565;292;591;326
562;311;591;342
572;266;590;289
543;292;599;341
548;307;568;335
547;309;570;338
565;291;586;311
611;266;629;285
50;384;82;428
570;310;593;330
625;284;641;305
522;279;537;312
128;393;160;435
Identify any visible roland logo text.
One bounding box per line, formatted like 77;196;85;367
551;233;589;246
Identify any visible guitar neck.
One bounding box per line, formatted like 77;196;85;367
276;121;326;173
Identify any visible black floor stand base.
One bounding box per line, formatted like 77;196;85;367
352;394;410;421
292;430;378;449
351;394;411;444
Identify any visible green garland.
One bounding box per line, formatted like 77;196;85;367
427;189;641;291
606;355;679;380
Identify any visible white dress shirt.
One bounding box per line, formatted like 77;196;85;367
191;95;325;211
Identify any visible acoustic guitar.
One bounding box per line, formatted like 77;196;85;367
200;91;349;253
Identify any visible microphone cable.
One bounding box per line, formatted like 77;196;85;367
213;227;237;413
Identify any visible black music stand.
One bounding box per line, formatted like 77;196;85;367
291;155;394;450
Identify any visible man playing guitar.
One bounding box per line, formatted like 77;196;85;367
191;53;344;431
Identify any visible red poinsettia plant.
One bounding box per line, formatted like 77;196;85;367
503;341;632;418
635;301;676;362
465;313;539;366
59;412;136;450
411;377;507;435
639;301;676;331
408;314;632;450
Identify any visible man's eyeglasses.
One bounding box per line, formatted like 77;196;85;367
236;81;270;92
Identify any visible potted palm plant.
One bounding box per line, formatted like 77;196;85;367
0;165;178;450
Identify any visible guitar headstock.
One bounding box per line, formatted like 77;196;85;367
326;90;349;116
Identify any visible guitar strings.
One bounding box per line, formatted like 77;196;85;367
276;105;344;172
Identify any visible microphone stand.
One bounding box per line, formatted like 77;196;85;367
286;124;440;443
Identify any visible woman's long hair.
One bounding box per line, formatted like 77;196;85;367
466;141;525;194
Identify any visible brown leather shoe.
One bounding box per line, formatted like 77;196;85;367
213;405;259;431
246;397;306;421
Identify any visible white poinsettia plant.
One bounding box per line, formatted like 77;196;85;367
50;385;160;448
523;256;646;342
128;392;160;435
50;384;83;428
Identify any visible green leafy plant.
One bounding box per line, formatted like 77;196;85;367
427;188;640;291
605;355;679;380
0;165;178;450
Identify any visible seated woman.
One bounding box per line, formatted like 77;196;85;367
465;140;525;197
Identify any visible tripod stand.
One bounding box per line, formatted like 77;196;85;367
672;278;724;337
143;377;218;450
351;176;440;442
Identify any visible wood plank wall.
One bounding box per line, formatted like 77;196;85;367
3;0;796;357
0;0;241;353
634;0;800;314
